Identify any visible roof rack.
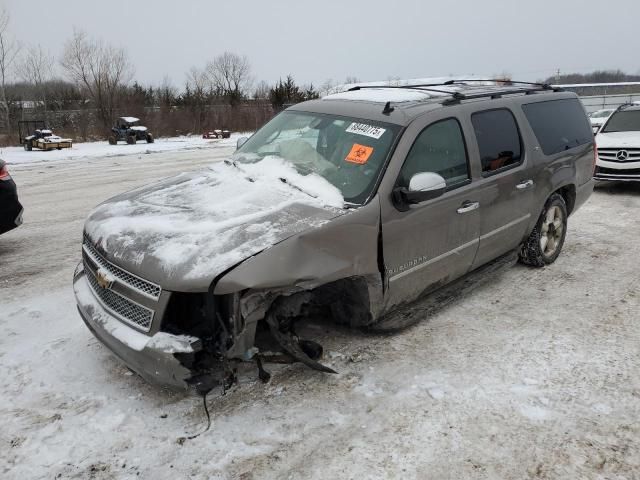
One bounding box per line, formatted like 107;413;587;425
347;84;461;97
347;79;563;106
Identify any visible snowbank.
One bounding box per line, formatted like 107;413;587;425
0;133;247;166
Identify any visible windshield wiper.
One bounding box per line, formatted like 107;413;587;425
278;177;317;199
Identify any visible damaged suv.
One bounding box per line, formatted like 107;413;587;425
74;81;595;392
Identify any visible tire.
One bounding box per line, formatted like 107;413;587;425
518;193;568;267
146;133;154;144
126;135;136;145
108;136;117;145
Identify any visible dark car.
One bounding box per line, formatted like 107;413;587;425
203;129;231;139
0;160;23;235
74;80;595;392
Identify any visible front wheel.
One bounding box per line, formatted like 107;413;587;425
146;133;154;143
126;135;136;145
519;193;568;267
24;142;32;151
108;136;117;145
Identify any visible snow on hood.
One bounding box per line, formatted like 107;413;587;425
84;157;346;291
130;126;148;132
596;131;640;147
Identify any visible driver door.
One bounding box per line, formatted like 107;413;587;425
381;117;481;309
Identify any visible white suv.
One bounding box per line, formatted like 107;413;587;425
595;104;640;182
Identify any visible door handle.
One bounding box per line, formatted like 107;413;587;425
516;179;534;190
457;201;479;214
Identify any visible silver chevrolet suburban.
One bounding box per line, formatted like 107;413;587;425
73;80;595;392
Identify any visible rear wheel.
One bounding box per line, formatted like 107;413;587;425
126;135;136;145
519;193;568;267
146;133;154;143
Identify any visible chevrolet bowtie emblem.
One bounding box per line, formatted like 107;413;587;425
96;270;113;289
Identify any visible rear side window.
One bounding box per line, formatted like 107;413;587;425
522;98;592;155
471;109;522;174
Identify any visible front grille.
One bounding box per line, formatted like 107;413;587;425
85;262;154;332
82;235;161;299
595;166;640;178
598;148;640;163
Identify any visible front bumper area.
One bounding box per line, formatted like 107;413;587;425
73;263;201;390
594;160;640;182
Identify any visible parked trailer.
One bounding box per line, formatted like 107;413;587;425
19;121;72;151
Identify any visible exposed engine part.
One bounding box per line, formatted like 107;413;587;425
264;293;337;374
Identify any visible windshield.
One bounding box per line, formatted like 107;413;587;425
602;110;640;133
233;111;401;204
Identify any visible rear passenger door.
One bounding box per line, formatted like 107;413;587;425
467;108;536;268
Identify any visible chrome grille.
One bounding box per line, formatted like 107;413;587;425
598;148;640;163
85;262;154;332
82;235;161;299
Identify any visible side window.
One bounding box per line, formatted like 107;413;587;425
522;98;592;155
471;109;522;174
398;118;469;189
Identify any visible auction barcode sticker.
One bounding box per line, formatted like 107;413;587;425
345;123;386;139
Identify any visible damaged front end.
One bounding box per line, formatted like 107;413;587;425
74;262;355;393
158;275;381;393
74;197;385;393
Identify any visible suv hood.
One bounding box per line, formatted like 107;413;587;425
84;157;346;291
596;131;640;147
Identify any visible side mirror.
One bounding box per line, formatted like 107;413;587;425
236;136;248;150
393;172;446;207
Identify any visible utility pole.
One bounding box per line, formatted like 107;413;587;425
555;69;561;84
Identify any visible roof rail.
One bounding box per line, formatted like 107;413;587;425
347;84;459;96
346;79;563;106
615;102;639;111
442;79;558;90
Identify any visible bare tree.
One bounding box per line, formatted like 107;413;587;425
60;28;134;129
157;75;177;107
18;45;55;120
0;8;21;136
205;52;252;106
319;78;335;97
184;66;210;132
252;80;270;100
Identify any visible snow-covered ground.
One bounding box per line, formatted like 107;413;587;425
1;134;246;166
1;144;639;479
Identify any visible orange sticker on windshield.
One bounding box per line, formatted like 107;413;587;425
345;144;374;164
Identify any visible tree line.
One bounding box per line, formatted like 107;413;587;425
1;6;638;146
0;9;343;145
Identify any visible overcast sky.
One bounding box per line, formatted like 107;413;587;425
6;0;640;89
